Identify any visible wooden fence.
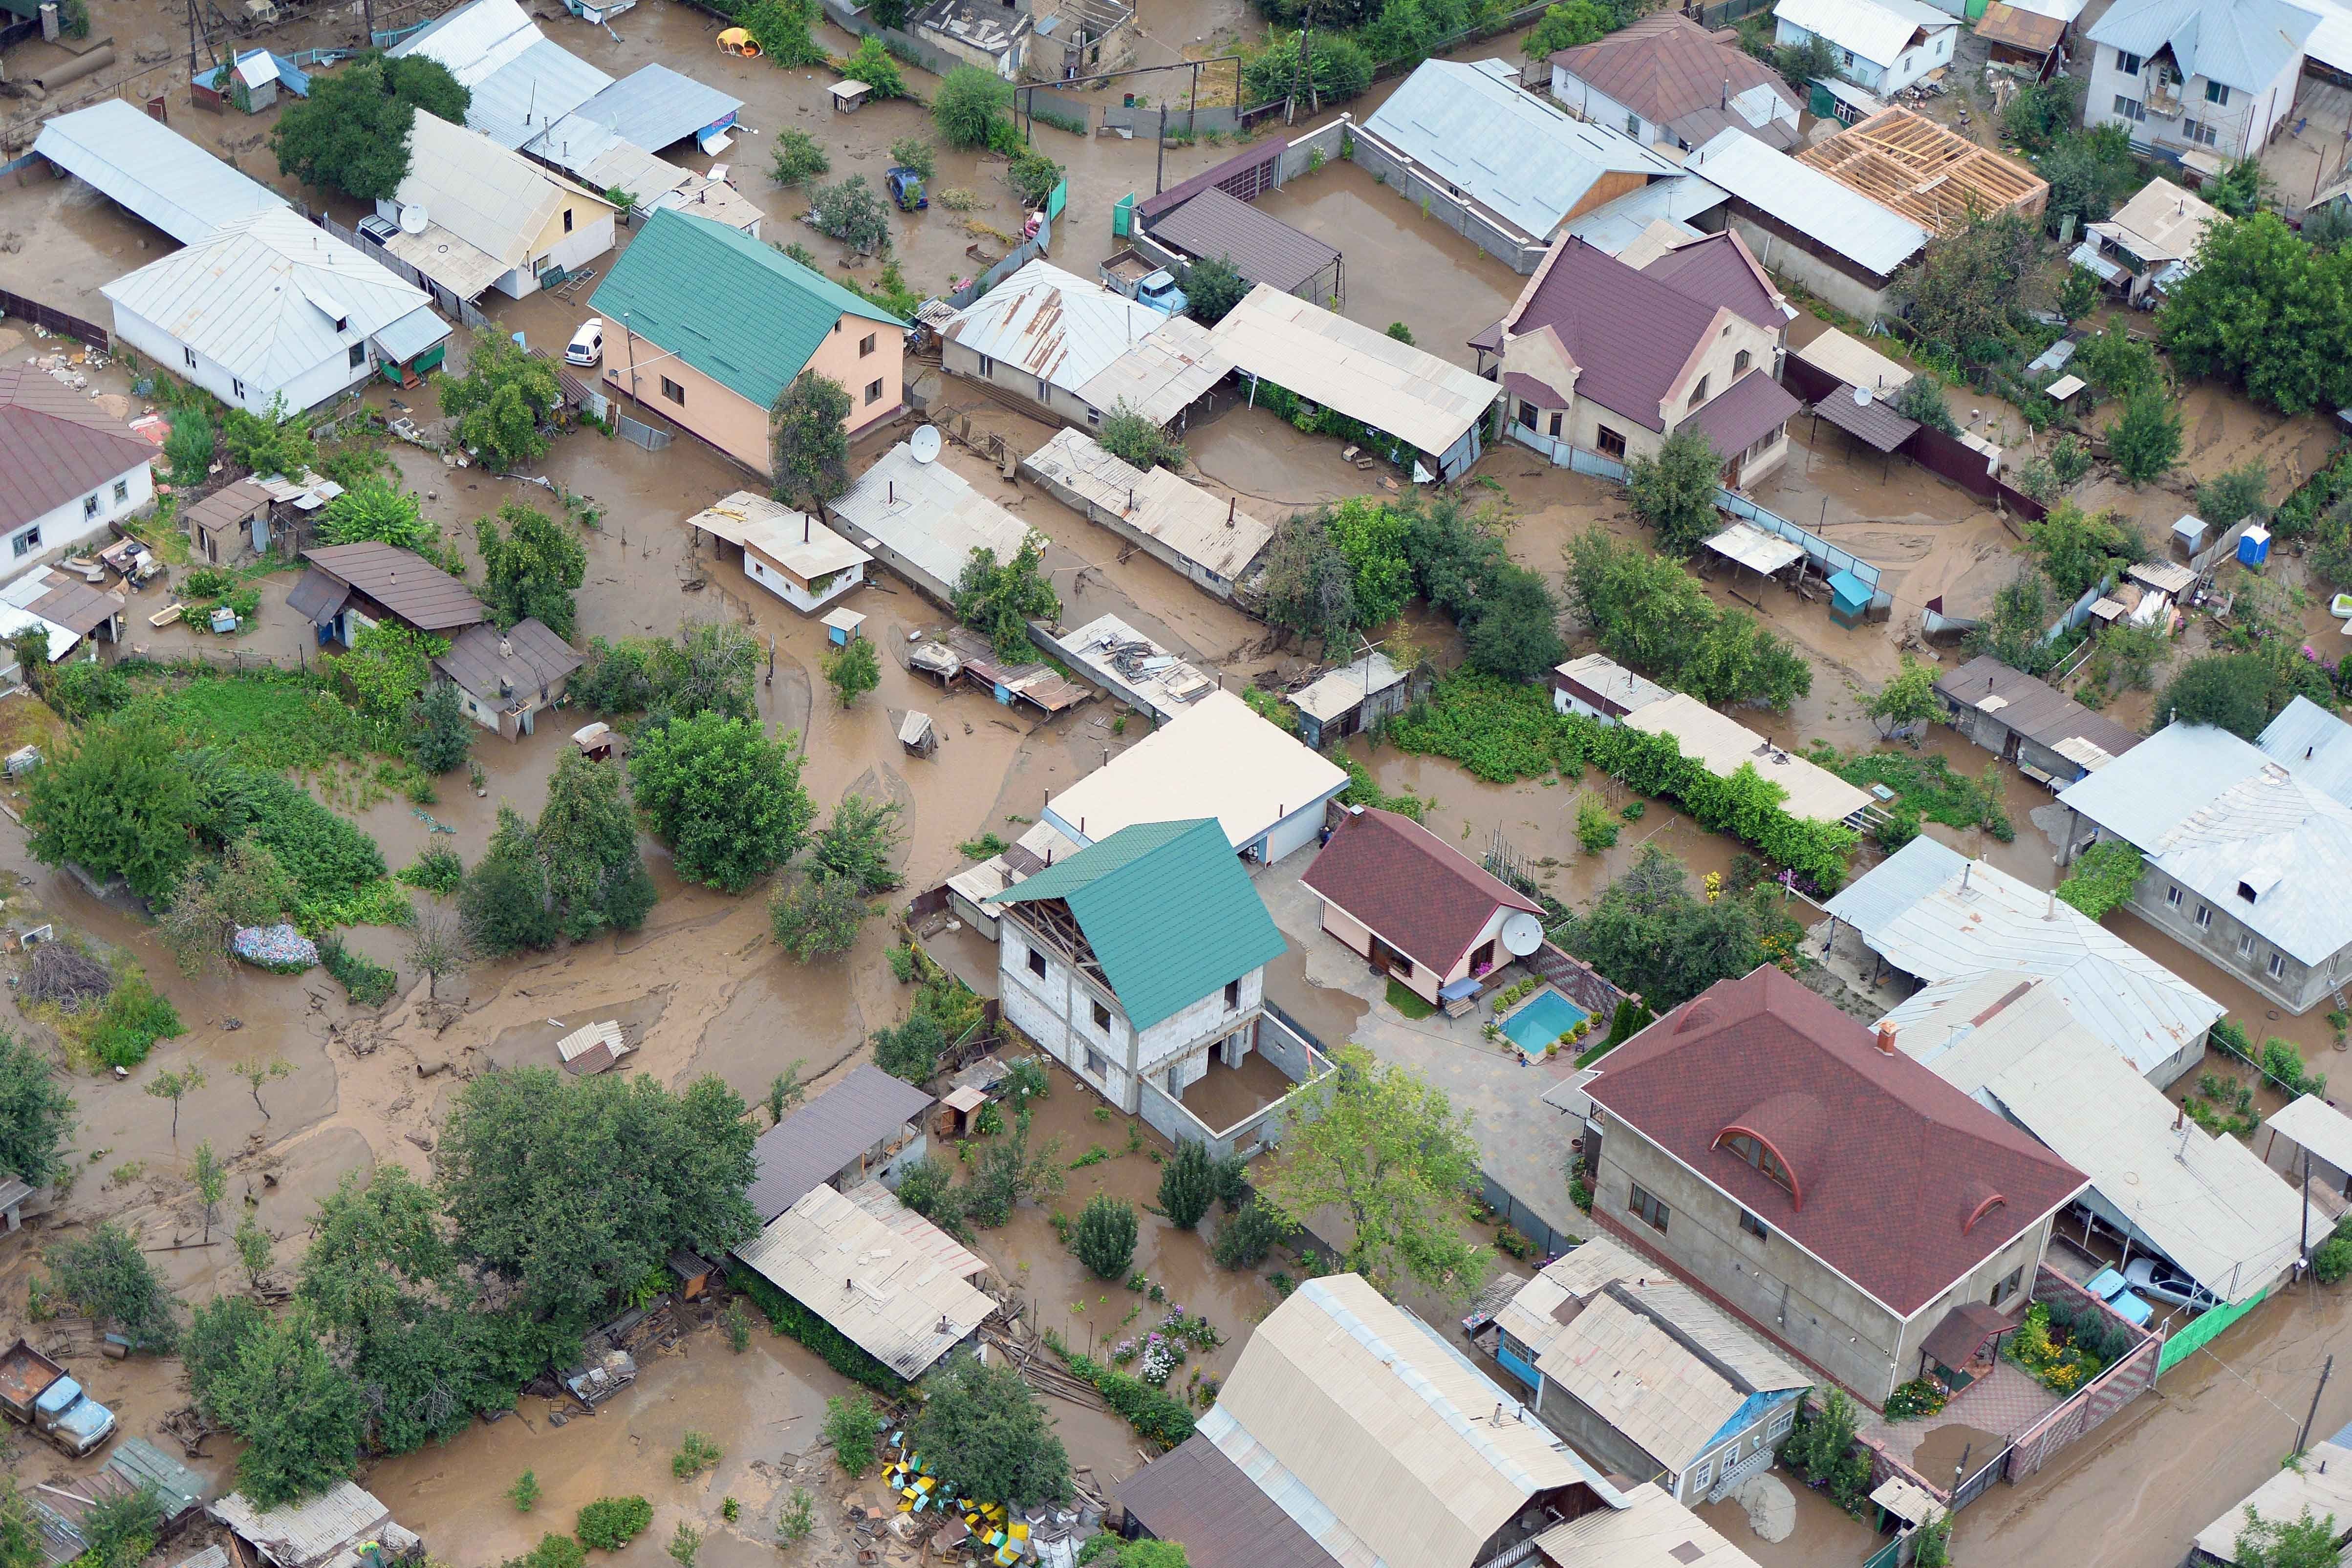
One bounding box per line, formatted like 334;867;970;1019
0;288;109;349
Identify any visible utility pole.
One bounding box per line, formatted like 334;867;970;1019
2299;1354;2334;1457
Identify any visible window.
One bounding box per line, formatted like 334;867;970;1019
563;207;574;233
1739;1209;1769;1242
865;378;885;405
1688;374;1709;407
1597;426;1627;460
1225;979;1241;1009
1769;1410;1796;1439
859;332;877;357
1084;1046;1107;1078
183;346;197;369
348;342;367;369
10;527;38;559
112;479;129;504
1091;999;1112;1031
1027;946;1047;979
1841;48;1854;66
2115;95;2147;122
2116;47;2143;73
1518;401;1538;431
2184;118;2220;146
1625;111;1640;135
1734;349;1751;375
978;354;996;377
661;376;685;406
2206;80;2230;104
82;494;100;520
2270;951;2288;979
1990;1266;2024;1307
231;379;244;400
1085;406;1102;426
1718;1130;1795;1198
1687;1457;1713;1495
1168;1065;1183;1095
1629;1182;1670;1232
2167;885;2183;909
1548;411;1563;437
2196;903;2213;930
2238;931;2256;957
1038;377;1051;401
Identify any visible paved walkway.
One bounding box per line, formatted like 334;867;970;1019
1860;1359;2065;1473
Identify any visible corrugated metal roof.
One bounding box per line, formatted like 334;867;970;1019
1071;314;1231;427
730;1182;992;1379
2087;0;2321;91
210;1482;393;1568
33;100;289;245
1704;522;1807;577
745;1064;934;1223
1145;185;1339;296
1561;176;1726;255
2257;694;2352;807
393;111;613;276
371;306;452;365
1682;369;1801;457
825;441;1038;601
1023;427;1272;580
1683;129;1926;278
302;542;487;631
388;0;539;77
2193;1439;2352;1560
393;0;621;148
539;63;740;155
1363;59;1680;241
101;209;433;392
1045;688;1348;853
1291;653;1408;724
1534;1481;1760;1568
1790;324;1912;394
1626;694;1873;824
943;260;1173;399
2061;722;2352;965
1553;13;1799;129
2257;1094;2352;1176
1936;654;2143;764
1552;654;1671;719
1771;0;1957;66
999;818;1287;1031
432;617;582;703
1118;1433;1344;1568
687;490;868;577
1056;612;1219;719
0;368;154;534
1810;381;1919;451
1210;285;1500;459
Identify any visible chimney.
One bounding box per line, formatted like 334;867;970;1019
1961;862;1971;892
1874;1020;1898;1056
499;637;512;659
2044;889;2057;920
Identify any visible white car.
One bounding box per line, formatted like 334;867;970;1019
2124;1255;2218;1310
564;318;604;368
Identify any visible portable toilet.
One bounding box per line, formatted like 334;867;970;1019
1828;569;1873;629
822;607;866;647
2238;524;2271;568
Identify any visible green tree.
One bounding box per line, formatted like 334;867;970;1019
2233;1506;2341;1568
1902;212;2037;358
536;749;656;940
1070;1194;1138;1278
43;1222;179;1347
1385;322;1415;344
157;839;298;977
768;129;831;186
164;406;213;488
2059;264;2102;321
1522;0;1611;56
2055;838;2144;920
234;1209;273;1290
2199;461;2271;527
2025;501;2142;596
0;1034;75;1187
842;35;907;97
1210;1195;1288;1268
1554;844;1802;1010
206;1309;365;1507
1462;563;1564;682
2158;652;2298;739
436;1067;758;1337
407;907;469;1001
888;136;937;177
1623;428;1722;554
907;1352;1071;1506
770;371;854;509
1259;1043;1487;1300
1565;529;1811;709
2209;157;2273;217
221;396;316;478
932;65;1013;147
2160;214;2352;415
765;1063;806;1126
770;873;871;961
812;795;904;892
825;1392;882;1473
2072;325;2164;398
1180;255;1250;326
410;680;475;774
232;1057;291;1120
1095;401;1188;471
181;1293;267;1411
649;621;763;724
2039;124;2137;236
475;502;588;640
824;636;881;708
1323;496;1413;627
191;1139;227;1244
1079;1543;1188;1568
1869;655;1941;734
2001;75;2082;153
1008;149;1064;210
317;475;435;551
629;714;814;892
1242;30;1372;105
872;1010;948;1082
1259;515;1357;648
738;0;826;62
338;622;446;720
24;716;200;899
459;805;560;956
809;175;892;253
953;538;1060;659
2108;389;2184;485
0;1482;40;1568
271;54;468;200
144;1063;201;1142
1892;372;1961;435
1157;1138;1214;1230
440;337;562;471
510;1471;542;1513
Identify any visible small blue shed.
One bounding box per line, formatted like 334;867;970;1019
1828;569;1874;629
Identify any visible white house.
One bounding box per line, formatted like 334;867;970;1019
1773;0;1959;94
0;367;155;580
376;111;616;303
995;816;1287;1116
1549;653;1670;723
2084;0;2318;161
102;208;451;419
1549;14;1803;153
685;491;868;614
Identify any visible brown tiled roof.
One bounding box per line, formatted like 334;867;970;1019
1639;233;1785;333
1504;239;1722;433
432;617;583;704
302;541;487;632
0;368;155;533
1552;14;1796;132
1118;1433;1341;1568
1920;1299;2015;1369
1682;369;1801;459
1300;807;1542;977
1586;967;2087;1316
1934;655;2143;762
1145;186;1339;298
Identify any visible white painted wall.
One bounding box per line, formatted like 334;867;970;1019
2;459;152;584
1549;68;1797;151
2083;41;2301;159
744;548;864;613
111;305;371;418
1773;15;1954;94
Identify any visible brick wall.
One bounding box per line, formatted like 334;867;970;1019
2003;1266;2160;1480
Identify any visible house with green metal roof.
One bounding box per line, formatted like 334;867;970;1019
587;209;906;476
996;818;1321;1151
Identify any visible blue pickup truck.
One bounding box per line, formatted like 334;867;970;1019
0;1339;116;1457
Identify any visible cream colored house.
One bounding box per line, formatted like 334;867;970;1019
378;111;616;303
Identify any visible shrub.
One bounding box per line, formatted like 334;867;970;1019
732;1267;903;1390
825;1391;881;1473
808;174;891;253
2315;1235;2352;1284
1096;402;1187;472
1157;1139;1214;1230
1007;149;1064;209
671;1430;722;1480
1209;1197;1287;1269
1883;1379;1948;1421
1057;1342;1197;1447
576;1497;654;1551
318;936;397;1007
889;136;937;177
933;65;1013;147
1071;1194;1138;1279
768;129;830;186
397;846;465;895
842;35;906;98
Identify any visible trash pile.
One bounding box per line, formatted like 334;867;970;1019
231;924;319;973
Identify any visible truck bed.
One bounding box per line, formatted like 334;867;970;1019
1100;250;1155;285
0;1345;61;1411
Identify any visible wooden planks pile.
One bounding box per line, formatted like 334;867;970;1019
1796;107;2048;234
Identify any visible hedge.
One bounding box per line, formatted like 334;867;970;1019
1049;1336;1195;1448
731;1266;904;1392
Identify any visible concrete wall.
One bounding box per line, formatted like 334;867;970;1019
1705;209;1898;323
116;304;369;417
2;456;151;580
2084;42;2301;160
942;336;1103;426
2126;865;2336;1014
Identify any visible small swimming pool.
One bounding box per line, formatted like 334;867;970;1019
1498;986;1590;1058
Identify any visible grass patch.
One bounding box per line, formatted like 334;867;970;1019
1813;747;2012;840
1384;977;1435;1019
25;946;184;1071
318;935;397;1007
120;670;385;776
1387;670;1582;783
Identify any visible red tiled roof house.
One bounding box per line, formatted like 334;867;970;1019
1301;807;1545;1007
1580;965;2088;1408
0;368;156;578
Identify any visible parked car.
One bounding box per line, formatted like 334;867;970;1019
885;167;928;211
2124;1256;2218;1310
565;318;604;368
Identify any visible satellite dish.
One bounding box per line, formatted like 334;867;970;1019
909;425;943;464
398;204;429;236
1499;910;1543;957
1852;384;1872;407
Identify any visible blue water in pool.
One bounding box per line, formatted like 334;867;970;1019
1500;988;1589;1055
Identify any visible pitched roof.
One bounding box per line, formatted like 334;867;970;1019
1638;231;1788;331
1118;1434;1343;1568
0;369;154;533
101;209;442;391
32;100;289;246
301;542;487;631
1770;0;1957;65
1682;368;1802;457
432;618;583;702
392;111;613;274
1301;807;1541;978
1021;427;1273;580
1936;655;2142;767
1211;1274;1615;1568
1145;185;1340;296
1362;59;1680;241
1552;653;1671;719
2087;0;2321;91
940;259;1173;400
2090;177;2221;265
1551;14;1798;131
1683;130;1927;279
2257;694;2352;807
1586;966;2088;1317
1209;286;1501;459
587;209;901;409
1500;237;1725;433
1534;1481;1763;1568
745;1063;935;1222
998;818;1287;1030
825;440;1037;600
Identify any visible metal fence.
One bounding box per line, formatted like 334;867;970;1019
2157;1287;2269;1375
946;212;1056;309
1686;0;1774;27
615;415;671;451
0;287;108;349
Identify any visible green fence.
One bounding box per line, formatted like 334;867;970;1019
2158;1288;2269;1375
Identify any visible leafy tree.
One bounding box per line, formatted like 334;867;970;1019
765;1063;805;1126
2198;461;2271;527
2108;389;2183;485
2055;838;2144;920
43;1222;179;1347
24;716;200;899
2209;157;2273;218
2026;501;2142;596
738;0;826;63
1463;563;1564;682
536;748;656;940
232;1057;291;1120
1008;149;1064;210
2072;326;2164;398
338;622;446;720
2001;75;2081;153
667;1523;701;1568
933;65;1013;147
165;406;214;488
2159;652;2304;739
1869;656;1941;734
1209;1196;1288;1268
826;1391;882;1473
440;337;562;471
812;795;904;892
157;839;298;977
1180;255;1250;326
1892;372;1960;436
435;1067;758;1337
475;502;588;640
2039;124;2137;236
460;806;560;956
1157;1138;1214;1230
770;371;854;508
650;621;763;724
145;1064;201;1142
2160;214;2352;415
191;1138;227;1243
1260;514;1358;648
1070;1194;1138;1278
810;175;892;253
1522;0;1611;57
1242;30;1372;105
510;1471;542;1513
1767;33;1837;89
768;129;831;186
824;634;881;708
318;475;435;551
0;1034;74;1187
206;1309;365;1506
221;396;316;478
0;1481;39;1568
1902;212;2037;359
1385;322;1415;344
382;53;470;120
953;538;1060;659
770;873;871;961
1096;401;1187;471
410;680;475;775
76;1482;162;1568
2233;1506;2341;1568
577;1498;655;1551
2059;264;2102;321
629;714;814;892
888;136;937;177
1565;529;1811;709
182;1293;267;1410
235;1209;273;1290
1259;1043;1487;1300
907;1352;1071;1506
271;54;468;200
1554;844;1803;1011
2307;201;2352;252
1078;1543;1188;1568
1623;428;1722;554
1322;496;1413;627
872;1011;948;1083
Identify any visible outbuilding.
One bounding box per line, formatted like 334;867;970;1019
1020;427;1271;600
825;441;1040;607
32;100;287;245
1302;806;1545;1007
686;490;869;613
294;542;489;646
432;619;583;739
1934;654;2142;785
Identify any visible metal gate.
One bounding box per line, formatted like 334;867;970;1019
1950;1443;2012;1510
615;415;671;451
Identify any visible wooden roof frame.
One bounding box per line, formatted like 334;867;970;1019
1795;107;2048;235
